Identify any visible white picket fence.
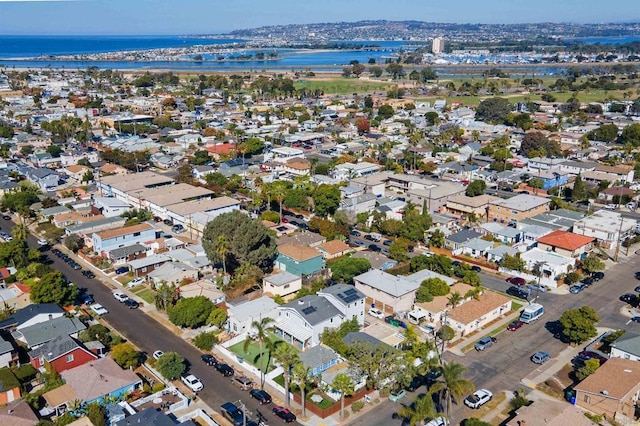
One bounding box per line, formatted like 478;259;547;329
176;408;219;425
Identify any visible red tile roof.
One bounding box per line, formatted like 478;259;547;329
537;230;595;251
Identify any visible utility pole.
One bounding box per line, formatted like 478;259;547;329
237;400;251;426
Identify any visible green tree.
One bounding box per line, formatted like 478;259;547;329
520;131;562;157
475;97;513;123
202;210;277;272
168;296;215;329
111;343;141;369
346;341;410;390
586;123;619;142
191;150;211;165
421;278;450;297
580;254;605;274
388;238;410;261
312;184;341;217
216;235;229;277
193;331;219;351
378;104;395;119
207;307;228;327
154;282;179;311
500;253;526;272
576;358;600;380
330;257;371;284
331;373;355;420
244;317;276;389
465;180;487;197
155;352;186;380
620;122;640;147
572;173;586;202
46;145;63;157
398;392;440;426
273;343;299;408
431;362;475;418
429;230;445;248
559;306;599;344
64;234;84;253
462;271;481;286
31;271;78;306
292;363;312;418
86;402;107;426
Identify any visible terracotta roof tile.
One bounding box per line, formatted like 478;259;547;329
537;230;595;251
318;240;350;255
95;223;154;240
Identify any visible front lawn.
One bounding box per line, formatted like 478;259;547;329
228;335;294;372
134;288;156;305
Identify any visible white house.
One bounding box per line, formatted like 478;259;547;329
610;332;640;361
317;284;366;326
226;296;279;335
572;210;637;249
92;197;131;218
263;271;302;299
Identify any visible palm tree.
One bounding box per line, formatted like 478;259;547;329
292;363;312;417
431;362;474;418
464;286;483;301
216;235;229;277
331;373;354;421
269;183;287;221
397;391;441;426
11;223;28;241
244;317;276;388
273;344;299;408
447;291;463;309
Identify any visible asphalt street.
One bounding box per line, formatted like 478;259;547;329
349;253;640;426
0;216;298;426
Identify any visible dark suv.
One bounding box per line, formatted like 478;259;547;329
221;402;245;426
507;286;530;299
215;362;234;376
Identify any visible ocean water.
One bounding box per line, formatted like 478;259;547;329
564;36;640;44
0;35;245;58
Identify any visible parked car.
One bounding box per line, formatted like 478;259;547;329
507;320;525;331
577;351;608;364
506;277;526;286
172;224;185;233
464;389;493;409
507;286;530;299
82;270;95;279
90;304;108;316
406;375;425;392
592;272;605;281
113;291;128;302
221;402;245;426
631;317;640;323
388;388;407;402
127;278;144;288
581;277;595;286
383;239;393;246
215;363;234;376
570;284;587;294
425;417;449;426
249;389;272;404
368;308;385;319
231;375;254;391
621;293;637;304
349;230;361;237
124;299;139;309
531;351;551;364
2;215;11;221
474;336;496;351
115;266;129;274
78;292;94;305
272;406;296;422
471;265;482;273
181;374;204;392
37;238;48;246
368;244;381;252
163;219;173;226
152;350;164;360
527;283;547;293
201;354;217;365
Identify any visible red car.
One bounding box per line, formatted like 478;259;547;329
507;320;525;331
506;277;526;286
281;217;288;223
273;406;296;423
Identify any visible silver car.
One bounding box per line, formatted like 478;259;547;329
531;351;550;364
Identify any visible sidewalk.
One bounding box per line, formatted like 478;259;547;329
521;327;613;389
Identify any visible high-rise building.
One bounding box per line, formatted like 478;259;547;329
432;37;445;54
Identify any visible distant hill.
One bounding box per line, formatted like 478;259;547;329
226;19;640;42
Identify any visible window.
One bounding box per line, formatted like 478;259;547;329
583;395;590;403
39;356;44;366
66;354;74;363
133;232;141;237
284;284;290;289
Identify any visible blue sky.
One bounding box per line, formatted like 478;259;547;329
0;0;637;35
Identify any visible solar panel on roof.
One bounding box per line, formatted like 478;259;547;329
302;306;317;315
344;288;357;296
